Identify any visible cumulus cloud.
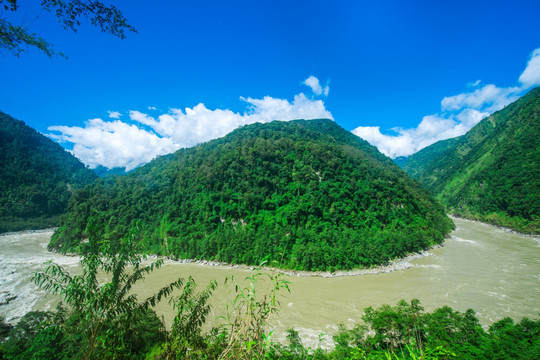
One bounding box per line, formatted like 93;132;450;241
353;47;540;158
352;109;488;158
441;84;521;113
107;111;122;119
48;119;179;171
126;93;332;149
49;89;333;170
519;48;540;88
303;75;329;96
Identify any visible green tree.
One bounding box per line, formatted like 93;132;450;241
32;221;184;359
0;0;136;57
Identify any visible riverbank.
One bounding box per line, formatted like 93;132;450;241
160;215;538;277
0;228;56;237
448;213;539;236
164;245;442;278
449;215;540;242
32;228;444;278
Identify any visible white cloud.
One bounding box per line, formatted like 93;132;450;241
467;79;481;87
48;119;179;171
49;89;333;170
303;75;329;96
352;110;488;158
128;93;333;149
108;111;121;119
441;84;521;113
148;106;157;110
353;47;540;158
519;48;540;88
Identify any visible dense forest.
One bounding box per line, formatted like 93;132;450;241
50;119;453;271
0;112;98;233
403;88;540;234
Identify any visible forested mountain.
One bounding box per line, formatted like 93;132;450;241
403;87;540;233
51;119;453;271
0;112;98;233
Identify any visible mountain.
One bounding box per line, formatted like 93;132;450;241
403;87;540;233
0;112;98;233
50;119;453;271
392;156;410;168
93;165;128;178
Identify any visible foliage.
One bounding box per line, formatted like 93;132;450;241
150;277;218;359
51;119;453;270
483;317;540;359
0;112;98;233
146;260;291;360
217;261;291;359
1;311;55;359
2;291;540;360
0;0;136;57
31;222;185;359
404;87;540;234
266;300;539;360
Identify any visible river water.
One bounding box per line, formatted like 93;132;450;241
1;218;539;346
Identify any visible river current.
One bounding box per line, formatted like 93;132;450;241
1;218;539;346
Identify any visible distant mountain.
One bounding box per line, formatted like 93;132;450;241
93;165;128;178
403;137;460;179
51;119;453;271
0;112;98;233
392;156;410;168
404;87;540;233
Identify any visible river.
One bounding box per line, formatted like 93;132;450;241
1;218;539;346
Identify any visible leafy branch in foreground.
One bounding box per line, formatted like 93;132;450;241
1;0;136;57
32;221;185;360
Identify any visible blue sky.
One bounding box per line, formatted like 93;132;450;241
1;0;539;169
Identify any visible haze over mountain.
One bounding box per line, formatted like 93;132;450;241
403;88;540;233
51;119;453;271
0;112;98;233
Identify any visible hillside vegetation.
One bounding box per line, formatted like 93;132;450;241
51;119;453;271
404;87;540;233
0;112;98;233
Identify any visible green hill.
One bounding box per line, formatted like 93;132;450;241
50;119;453;271
403;87;540;233
0;112;98;233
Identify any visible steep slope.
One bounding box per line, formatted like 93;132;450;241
51;119;453;271
404;87;540;233
403;137;460;180
0;112;98;233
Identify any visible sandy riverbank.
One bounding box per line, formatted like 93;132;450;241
164;244;441;278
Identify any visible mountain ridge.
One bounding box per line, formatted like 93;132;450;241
403;87;540;233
